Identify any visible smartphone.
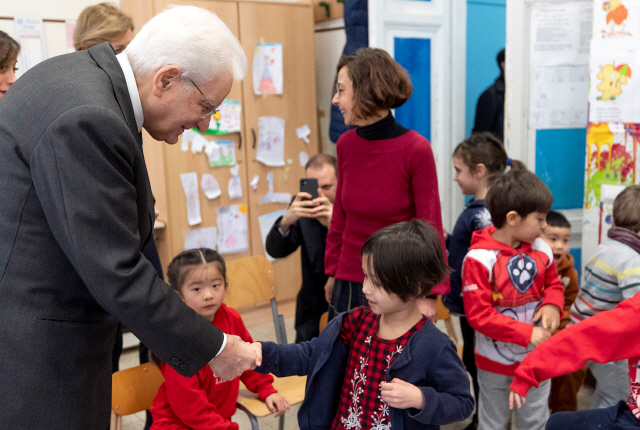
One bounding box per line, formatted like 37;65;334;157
300;178;319;200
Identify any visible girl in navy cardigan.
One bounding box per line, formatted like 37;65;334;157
256;220;474;430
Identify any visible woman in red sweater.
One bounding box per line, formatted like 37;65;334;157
150;249;289;430
325;47;448;320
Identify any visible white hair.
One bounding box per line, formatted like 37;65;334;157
124;5;247;83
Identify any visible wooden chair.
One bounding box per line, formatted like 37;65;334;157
110;362;164;430
225;255;307;430
437;296;463;359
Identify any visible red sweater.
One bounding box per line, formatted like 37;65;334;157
510;292;640;419
462;227;565;376
325;128;448;293
150;304;276;430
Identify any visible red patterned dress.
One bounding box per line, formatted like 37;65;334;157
330;306;426;430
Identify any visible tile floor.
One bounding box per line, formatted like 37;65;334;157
117;302;595;430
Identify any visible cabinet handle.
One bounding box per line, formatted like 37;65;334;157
238;132;242;150
252;128;257;149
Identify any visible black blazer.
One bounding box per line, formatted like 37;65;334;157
0;43;223;428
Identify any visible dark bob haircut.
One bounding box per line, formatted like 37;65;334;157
360;219;450;302
336;47;413;121
486;170;553;228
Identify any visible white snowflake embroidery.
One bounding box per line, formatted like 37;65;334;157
341;337;372;429
474;208;492;230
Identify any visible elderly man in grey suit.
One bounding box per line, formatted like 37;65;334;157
0;6;260;428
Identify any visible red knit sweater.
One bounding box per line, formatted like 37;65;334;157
325;128;448;294
150;304;276;430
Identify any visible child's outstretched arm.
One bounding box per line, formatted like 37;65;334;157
509;291;640;402
255;337;318;377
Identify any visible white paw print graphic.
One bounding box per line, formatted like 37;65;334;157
512;259;533;285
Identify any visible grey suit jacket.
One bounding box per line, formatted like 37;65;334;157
0;43;223;428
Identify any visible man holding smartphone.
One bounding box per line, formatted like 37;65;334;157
266;154;337;342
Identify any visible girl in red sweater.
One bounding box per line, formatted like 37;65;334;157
150;248;289;430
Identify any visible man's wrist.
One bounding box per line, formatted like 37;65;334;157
211;333;227;360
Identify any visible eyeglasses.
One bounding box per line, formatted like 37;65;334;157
188;78;219;118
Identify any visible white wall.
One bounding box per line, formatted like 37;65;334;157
0;0;119;67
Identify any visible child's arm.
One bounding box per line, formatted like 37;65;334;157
264;393;291;417
382;340;474;425
535;258;565;331
255;338;318;377
462;255;534;346
510;291;640;400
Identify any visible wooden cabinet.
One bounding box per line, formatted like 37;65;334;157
121;0;319;302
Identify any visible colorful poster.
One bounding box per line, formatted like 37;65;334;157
207;99;241;135
592;0;640;41
184;227;218;251
207;140;236;167
180;172;202;226
253;43;283;95
216;205;249;254
256;116;285;167
258;209;287;262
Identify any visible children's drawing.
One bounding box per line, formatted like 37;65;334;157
596;63;631;100
228;176;242;200
180;172;202;226
253;43;283;95
216;205;249;254
589;49;640;123
206;100;241;135
600;0;631;37
207;140;236;167
259;171;291;205
258;209;287;262
184;227;217;251
256;116;286;167
201;174;221;200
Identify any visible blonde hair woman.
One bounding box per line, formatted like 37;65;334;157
73;2;134;53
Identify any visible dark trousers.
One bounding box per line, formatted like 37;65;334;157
460;316;479;426
549;367;588;413
546;400;640;429
328;279;368;320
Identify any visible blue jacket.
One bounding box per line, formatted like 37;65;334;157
444;199;491;315
256;311;474;430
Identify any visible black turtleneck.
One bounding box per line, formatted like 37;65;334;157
356;112;410;140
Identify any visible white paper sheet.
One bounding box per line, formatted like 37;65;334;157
217;205;249;254
191;133;208;153
184;227;218;251
228;176;243;200
250;175;259;190
180;172;202;226
259;171;291;204
201;174;221;200
296;125;311;143
299;151;309;167
208;99;242;134
65;20;76;53
208;140;236;167
181;129;197;152
258;209;287;262
14;17;46;73
256;116;285;167
592;0;640;44
253;43;283;95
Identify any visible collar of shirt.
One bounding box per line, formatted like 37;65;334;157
116;52;144;133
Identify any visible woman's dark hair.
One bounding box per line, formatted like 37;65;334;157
360;219;450;302
454;132;526;183
0;31;20;70
336;47;413;120
486;170;553;228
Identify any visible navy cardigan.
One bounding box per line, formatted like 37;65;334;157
256;311;474;430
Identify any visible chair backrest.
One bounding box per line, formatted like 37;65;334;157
224;255;277;309
112;363;164;416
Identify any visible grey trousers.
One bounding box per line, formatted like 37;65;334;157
588;360;630;409
478;368;551;430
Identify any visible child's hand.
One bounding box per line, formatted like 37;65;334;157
529;326;552;346
264;393;290;417
509;391;526;410
532;304;561;332
380;378;424;410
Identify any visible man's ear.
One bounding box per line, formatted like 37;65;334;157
505;211;520;227
151;65;183;97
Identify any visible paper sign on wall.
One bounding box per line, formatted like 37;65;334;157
201;174;221;200
257;116;285;167
14;17;46;73
184;227;218;251
208;140;236;167
259;171;291;204
228;176;243;199
258;209;287;262
253;43;283;95
180;172;202;226
217;205;249;254
207;100;242;134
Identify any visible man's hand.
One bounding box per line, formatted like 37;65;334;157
265;393;291;417
509;391;526;410
380;378;424;410
416;296;438;323
529;326;551;347
208;335;262;381
308;196;333;228
279;193;318;234
324;276;335;304
532;304;561;333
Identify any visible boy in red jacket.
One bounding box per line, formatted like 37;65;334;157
509;292;640;429
462;169;565;430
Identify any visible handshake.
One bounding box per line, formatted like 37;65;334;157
208;334;263;381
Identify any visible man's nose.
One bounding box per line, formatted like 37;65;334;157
195;116;210;133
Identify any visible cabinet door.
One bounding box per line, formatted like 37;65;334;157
239;2;319;301
154;0;253;261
